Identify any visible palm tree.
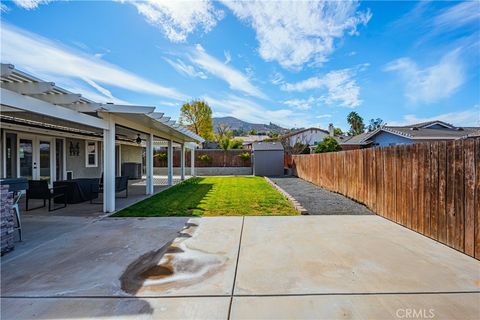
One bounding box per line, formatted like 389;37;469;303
347;112;365;136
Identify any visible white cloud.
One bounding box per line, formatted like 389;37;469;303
384;49;464;104
12;0;50;10
1;3;10;11
1;23;187;102
220;0;371;69
270;72;284;85
189;44;267;99
316;114;332;119
433;2;480;31
283;97;316;111
281;65;366;108
388;106;480;127
205;94;302;128
224;50;231;64
124;0;223;42
164;57;208;79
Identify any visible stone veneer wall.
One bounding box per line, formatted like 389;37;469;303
1;185;14;255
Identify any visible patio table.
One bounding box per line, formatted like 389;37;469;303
53;178;99;204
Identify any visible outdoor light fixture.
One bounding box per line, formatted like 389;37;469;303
136;134;142;144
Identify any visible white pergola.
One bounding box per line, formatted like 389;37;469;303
0;63;204;213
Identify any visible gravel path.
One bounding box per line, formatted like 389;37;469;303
270;177;373;215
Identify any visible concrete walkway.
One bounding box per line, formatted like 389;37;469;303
2;215;479;319
270;177;374;215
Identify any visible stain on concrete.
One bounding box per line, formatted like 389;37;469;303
120;219;227;295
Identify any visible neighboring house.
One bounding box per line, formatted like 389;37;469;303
280;124;346;153
238;135;271;149
341;120;480;150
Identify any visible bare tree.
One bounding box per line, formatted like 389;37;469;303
280;132;312;155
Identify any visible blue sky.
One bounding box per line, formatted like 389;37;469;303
1;0;479;130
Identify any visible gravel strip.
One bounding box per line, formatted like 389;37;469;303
269;177;374;215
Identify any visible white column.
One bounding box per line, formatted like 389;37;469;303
167;140;173;186
145;133;154;195
180;143;186;180
103;117;116;213
190;147;195;177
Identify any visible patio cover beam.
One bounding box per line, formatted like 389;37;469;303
145;133;154;195
1;63;14;77
181;143;186;181
1;81;55;95
99;104;155;114
103;115;116;213
167;140;173;186
191;147;195;177
29;93;82;105
107;113;186;144
0;88;108;129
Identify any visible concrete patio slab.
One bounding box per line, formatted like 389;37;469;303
1;217;189;297
234;216;480;295
2;216;243;298
127;216;243;297
2;215;96;264
231;293;480;320
2;297;230;320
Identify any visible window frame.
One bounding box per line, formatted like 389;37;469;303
85;140;98;168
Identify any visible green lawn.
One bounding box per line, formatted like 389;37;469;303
113;176;298;217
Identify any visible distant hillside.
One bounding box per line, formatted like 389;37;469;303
213;116;286;134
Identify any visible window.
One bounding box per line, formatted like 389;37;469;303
85;141;98;167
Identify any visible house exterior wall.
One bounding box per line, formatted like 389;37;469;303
121;145;143;164
288;129;329;147
253;150;284;176
370;131;413;147
66;138;103;179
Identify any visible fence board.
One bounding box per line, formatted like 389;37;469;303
430;143;439;239
475;139;480;259
453;140;465;251
291;138;479;259
464;139;476;256
438;142;447;243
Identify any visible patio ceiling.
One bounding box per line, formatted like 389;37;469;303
0;63;204;144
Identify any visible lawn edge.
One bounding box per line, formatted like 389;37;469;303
264;177;308;215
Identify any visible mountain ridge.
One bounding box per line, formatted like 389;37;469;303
213;116;287;134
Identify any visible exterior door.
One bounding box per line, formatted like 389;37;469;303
17;134;54;183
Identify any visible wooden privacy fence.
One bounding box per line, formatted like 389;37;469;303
153;149;251;167
291;139;480;259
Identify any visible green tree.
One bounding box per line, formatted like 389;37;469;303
268;131;279;138
347;111;365;136
248;129;257;135
334;127;343;135
367;118;384;132
219;137;232;167
314;136;342;153
179;100;213;140
230;138;244;149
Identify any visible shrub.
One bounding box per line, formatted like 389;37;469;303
197;154;212;163
238;152;251;161
230;138;244;149
155;152;167;161
314;136;342;153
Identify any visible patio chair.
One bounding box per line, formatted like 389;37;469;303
90;175;128;203
26;180;67;212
